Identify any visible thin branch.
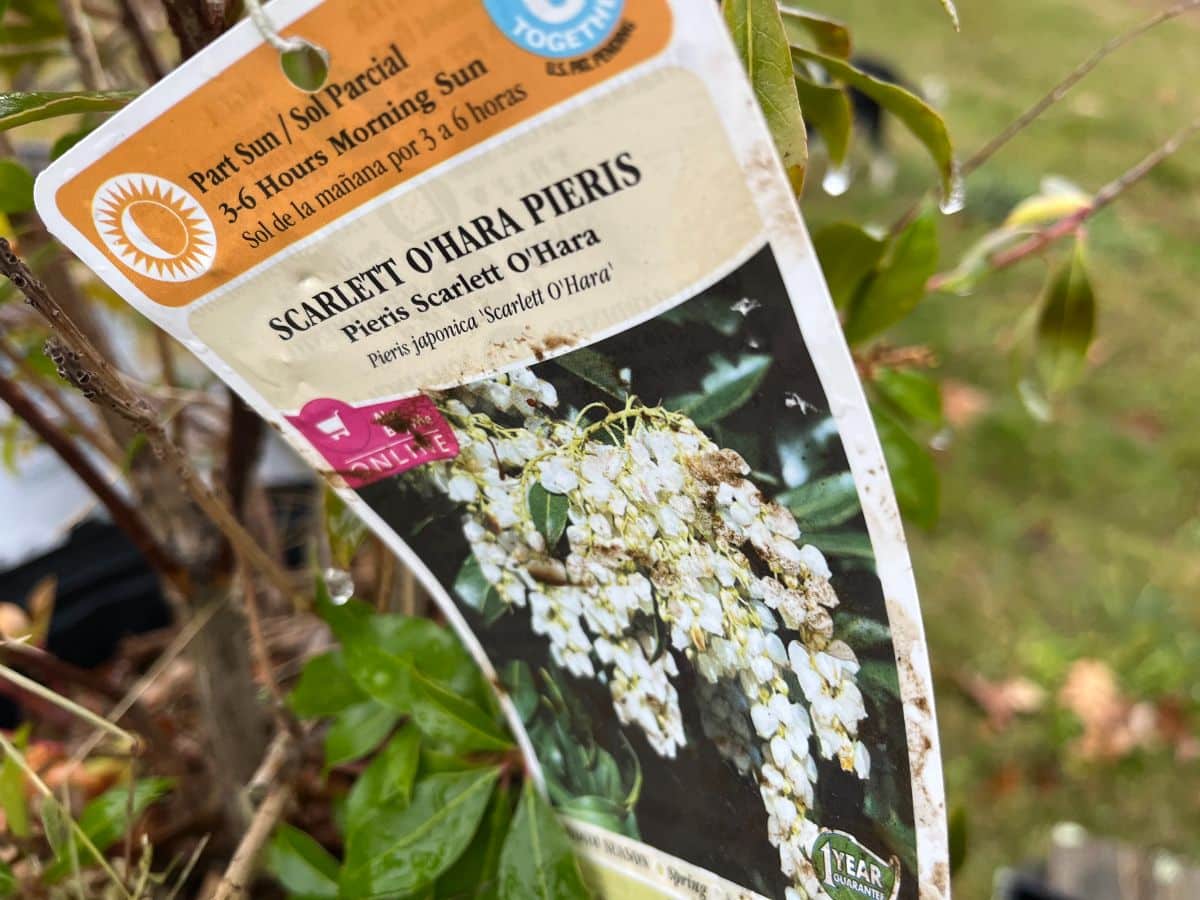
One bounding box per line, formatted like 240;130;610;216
961;0;1200;177
0;370;182;583
55;0;109;90
0;335;122;464
0;660;134;748
211;732;296;900
116;0;168;82
0;240;298;602
930;113;1200;289
241;573;290;723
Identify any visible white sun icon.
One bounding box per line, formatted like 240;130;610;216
92;174;217;282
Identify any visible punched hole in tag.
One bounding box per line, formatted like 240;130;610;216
244;0;330;92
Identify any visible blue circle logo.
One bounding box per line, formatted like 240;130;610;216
483;0;626;59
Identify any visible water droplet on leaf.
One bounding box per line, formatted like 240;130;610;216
323;567;354;605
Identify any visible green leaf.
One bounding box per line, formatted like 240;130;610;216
527;483;568;547
835;613;892;650
843;206;939;345
724;0;807;189
801;530;875;561
326;607;513;753
1035;238;1095;394
41;800;72;857
792;73;852;169
553;347;628;402
341;767;499;898
344;724;421;835
874;405;939;529
780;6;851;57
266;824;339;900
0;90;138;132
873;368;943;426
501;660;539;724
791;47;955;199
0;725;30;839
324;700;399;768
776;472;860;529
436;784;515;900
948;803;969;876
0;159;33;213
674;353;771;426
455;554;497;615
50;127;92;160
288;650;366;719
323;487;366;570
498;782;592;900
556;794;629;835
812;223;886;312
77;777;172;852
858;659;902;701
0;859;15;897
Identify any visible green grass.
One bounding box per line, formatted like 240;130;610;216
798;0;1200;894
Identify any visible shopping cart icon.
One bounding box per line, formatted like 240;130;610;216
315;410;352;441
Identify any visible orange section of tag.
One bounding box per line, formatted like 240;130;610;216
51;0;672;307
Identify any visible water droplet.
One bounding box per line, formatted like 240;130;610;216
939;164;966;216
746;335;761;349
731;297;761;316
821;164;851;197
323;567;354;605
783;392;817;414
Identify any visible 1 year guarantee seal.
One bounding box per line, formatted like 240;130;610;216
483;0;625;58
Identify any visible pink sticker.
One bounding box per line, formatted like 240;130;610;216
286;395;458;488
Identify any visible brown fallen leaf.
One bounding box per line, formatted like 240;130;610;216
1058;658;1157;761
960;670;1045;731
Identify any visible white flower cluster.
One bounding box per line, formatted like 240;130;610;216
426;368;871;899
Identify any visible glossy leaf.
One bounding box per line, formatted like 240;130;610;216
792;73;852;168
843;207;939;345
791;47;955;199
779;6;851;57
498;782;592;900
724;0;808;189
0;725;30;838
501;660;539;724
0;159;33;214
340;767;499;898
323;486;366;570
323;700;399;768
288;650;366;719
801;530;875;560
344;724;420;835
326;605;511;752
776;472;860;529
1035;238;1095;394
674;354;772;426
0;90;137;132
527;482;569;547
874;405;939;529
873;368;943;425
454;553;503;622
266;824;339;900
835;614;893;650
77;777;172;852
858;659;902;701
436;784;514;900
553;347;628;402
811;223;885;311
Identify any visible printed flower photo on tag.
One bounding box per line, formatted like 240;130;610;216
358;248;919;900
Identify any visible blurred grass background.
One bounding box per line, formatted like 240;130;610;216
800;0;1200;894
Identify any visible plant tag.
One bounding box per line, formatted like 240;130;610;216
36;1;947;896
